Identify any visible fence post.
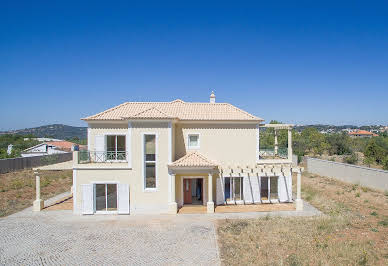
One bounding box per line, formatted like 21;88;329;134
33;171;44;211
295;169;303;211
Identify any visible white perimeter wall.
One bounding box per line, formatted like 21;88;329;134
307;157;388;191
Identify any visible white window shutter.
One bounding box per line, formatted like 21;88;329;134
95;135;105;151
82;184;94;215
118;183;130;214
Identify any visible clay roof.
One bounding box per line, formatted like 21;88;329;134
169;151;218;168
348;130;378;136
129;106;174;119
82;99;263;122
46;141;77;151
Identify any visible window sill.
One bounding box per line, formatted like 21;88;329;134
188;146;200;150
144;188;158;193
95;211;118;215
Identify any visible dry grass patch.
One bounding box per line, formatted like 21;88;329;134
0;170;72;217
217;172;388;265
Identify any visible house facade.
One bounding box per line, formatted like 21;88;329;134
73;93;302;215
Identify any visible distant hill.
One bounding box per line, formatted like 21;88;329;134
0;124;87;140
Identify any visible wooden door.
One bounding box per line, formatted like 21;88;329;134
183;179;192;204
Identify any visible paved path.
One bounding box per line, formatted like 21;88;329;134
0;209;220;266
0;200;320;265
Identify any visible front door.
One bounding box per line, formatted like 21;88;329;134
183;179;192;204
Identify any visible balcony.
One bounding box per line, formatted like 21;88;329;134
258;123;293;163
259;148;288;160
78;151;128;164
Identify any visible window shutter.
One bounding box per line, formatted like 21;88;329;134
81;184;94;215
118;183;130;214
95;135;105;151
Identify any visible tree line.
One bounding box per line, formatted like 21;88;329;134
260;122;388;170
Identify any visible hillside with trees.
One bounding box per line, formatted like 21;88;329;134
0;124;87;140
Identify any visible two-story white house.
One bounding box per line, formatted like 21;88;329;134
72;93;303;215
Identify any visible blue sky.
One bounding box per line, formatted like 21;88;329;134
1;1;388;130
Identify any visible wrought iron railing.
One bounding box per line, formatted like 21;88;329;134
259;148;288;159
78;151;128;163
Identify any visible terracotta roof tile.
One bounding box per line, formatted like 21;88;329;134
169;151;218;168
82;100;263;122
45;141;76;151
348;130;377;136
129;106;174;119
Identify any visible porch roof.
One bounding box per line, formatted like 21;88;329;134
168;151;218;169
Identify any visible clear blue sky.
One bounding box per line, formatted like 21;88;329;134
1;1;387;131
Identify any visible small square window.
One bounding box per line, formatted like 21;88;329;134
188;134;200;149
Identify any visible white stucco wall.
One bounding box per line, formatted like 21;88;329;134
307;157;388;191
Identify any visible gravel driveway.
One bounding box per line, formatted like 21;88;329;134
0;209;220;265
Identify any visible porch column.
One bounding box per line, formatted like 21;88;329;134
33;171;44;211
295;169;303;210
168;174;177;214
207;173;214;213
274;129;278;156
288;129;292;161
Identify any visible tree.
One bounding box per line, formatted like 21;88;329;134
325;133;352;155
300;128;327;155
383;157;388;171
364;140;385;164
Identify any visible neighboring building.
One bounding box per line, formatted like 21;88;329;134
21;141;84;157
23;137;63;142
73;93;303;215
348;130;378;138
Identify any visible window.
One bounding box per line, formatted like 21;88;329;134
106;135;126;160
224;177;243;202
144;134;156;189
270;176;278;200
188;134;200;149
261;177;268;200
95;184;117;212
224;177;231;201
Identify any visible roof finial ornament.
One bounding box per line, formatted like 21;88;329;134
210;91;216;103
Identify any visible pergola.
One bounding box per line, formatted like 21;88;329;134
258;123;294;162
219;163;304;210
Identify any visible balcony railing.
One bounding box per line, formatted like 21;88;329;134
259;148;288;159
78;151;128;164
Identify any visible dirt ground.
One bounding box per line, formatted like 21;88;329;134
217;172;388;265
0;169;72;217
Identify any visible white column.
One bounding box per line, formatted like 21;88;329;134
288;129;292;161
33;172;44;211
168;174;177;214
207;173;214;213
295;170;303;210
73;151;79;166
274;129;278;156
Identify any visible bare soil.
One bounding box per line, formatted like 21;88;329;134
0;169;72;217
217;172;388;265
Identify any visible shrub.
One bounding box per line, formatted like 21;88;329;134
343;153;358;164
378;219;388;227
361;186;369;192
383;157;388;171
